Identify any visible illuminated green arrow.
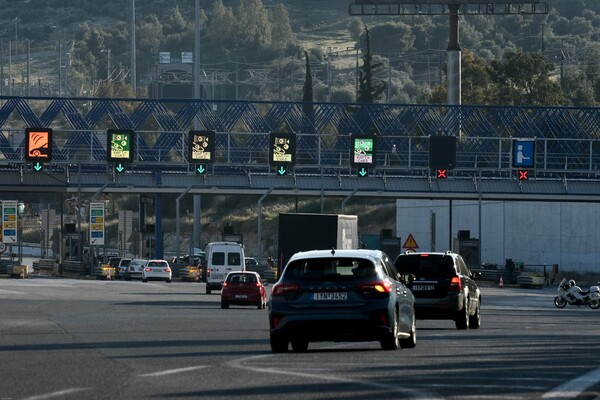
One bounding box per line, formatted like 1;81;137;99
116;164;125;172
196;165;205;174
34;162;43;171
278;166;286;175
359;167;368;177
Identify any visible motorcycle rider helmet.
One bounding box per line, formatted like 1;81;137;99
569;279;576;287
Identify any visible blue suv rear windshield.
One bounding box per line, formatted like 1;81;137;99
284;257;376;281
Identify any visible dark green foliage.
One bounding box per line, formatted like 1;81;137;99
357;27;387;104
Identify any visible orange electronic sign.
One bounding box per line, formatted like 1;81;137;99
25;128;52;162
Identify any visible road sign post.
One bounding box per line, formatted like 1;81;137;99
2;200;18;244
89;202;105;246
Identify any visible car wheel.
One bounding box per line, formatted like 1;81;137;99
142;278;148;283
589;300;600;309
400;312;417;349
270;332;289;353
166;279;171;283
291;337;309;352
206;285;212;295
455;299;470;330
469;301;481;329
221;301;229;309
380;309;399;350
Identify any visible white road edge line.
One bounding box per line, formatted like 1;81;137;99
138;365;208;378
21;387;92;400
227;354;443;400
542;367;600;399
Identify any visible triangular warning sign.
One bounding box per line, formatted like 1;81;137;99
402;233;419;250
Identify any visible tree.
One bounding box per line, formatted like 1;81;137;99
271;4;294;50
302;51;314;118
490;50;564;106
357;27;387;104
236;0;271;47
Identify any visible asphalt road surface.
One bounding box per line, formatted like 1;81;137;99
1;276;599;400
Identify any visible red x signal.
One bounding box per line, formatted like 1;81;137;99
518;170;529;180
437;169;447;179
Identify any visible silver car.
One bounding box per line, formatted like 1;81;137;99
125;259;148;281
142;259;172;283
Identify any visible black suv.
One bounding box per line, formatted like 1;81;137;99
394;251;481;330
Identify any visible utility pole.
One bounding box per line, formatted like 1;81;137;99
130;0;136;94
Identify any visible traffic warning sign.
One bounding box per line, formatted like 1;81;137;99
402;234;419;250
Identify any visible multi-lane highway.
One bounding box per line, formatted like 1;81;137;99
1;276;599;400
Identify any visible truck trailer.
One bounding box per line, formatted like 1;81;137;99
276;213;359;273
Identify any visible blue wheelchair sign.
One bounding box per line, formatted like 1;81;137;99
512;139;535;168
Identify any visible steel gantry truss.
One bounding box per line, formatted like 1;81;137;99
2;96;600;200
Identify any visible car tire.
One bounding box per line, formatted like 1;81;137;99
166;279;171;283
469;301;481;329
206;285;212;295
455;299;470;330
400;312;417;349
589;300;600;309
270;333;289;353
291;337;309;352
380;310;399;350
221;301;229;309
142;278;147;283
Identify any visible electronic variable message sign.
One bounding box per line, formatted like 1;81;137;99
350;133;376;177
25;128;52;162
107;129;135;163
429;135;456;170
269;132;296;175
188;130;215;166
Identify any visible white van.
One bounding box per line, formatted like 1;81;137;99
205;241;245;294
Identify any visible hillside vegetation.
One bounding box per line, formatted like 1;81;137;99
2;0;600;105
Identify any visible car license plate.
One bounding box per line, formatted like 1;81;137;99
235;294;248;299
313;292;347;301
412;284;435;291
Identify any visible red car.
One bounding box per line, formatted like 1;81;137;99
221;271;267;309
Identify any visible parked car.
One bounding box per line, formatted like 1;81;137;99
268;249;416;353
125;259;148;281
115;258;131;280
221;271;267;309
394;250;481;330
142;259;172;283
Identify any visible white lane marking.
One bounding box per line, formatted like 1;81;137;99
0;289;26;295
138;365;208;378
228;354;443;400
542;367;600;399
21;387;91;400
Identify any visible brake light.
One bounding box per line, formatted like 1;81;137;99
222;282;229;288
359;280;393;293
272;283;299;296
145;267;151;272
165;268;171;273
449;276;462;292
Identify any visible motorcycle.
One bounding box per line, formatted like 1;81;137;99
554;278;600;309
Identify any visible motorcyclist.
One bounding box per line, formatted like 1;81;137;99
567;279;584;301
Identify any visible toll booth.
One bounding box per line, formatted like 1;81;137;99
453;230;480;269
